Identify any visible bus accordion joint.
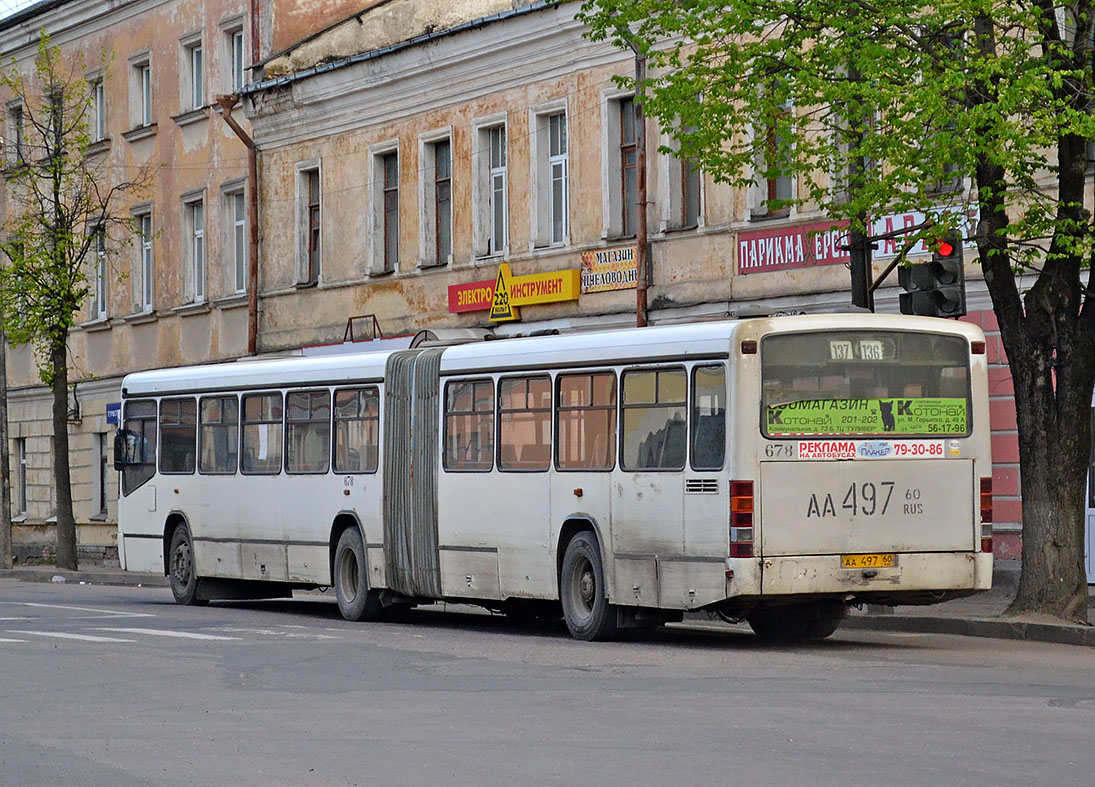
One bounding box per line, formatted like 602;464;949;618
980;477;993;553
730;480;754;558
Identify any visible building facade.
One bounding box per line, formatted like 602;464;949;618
0;0;1085;577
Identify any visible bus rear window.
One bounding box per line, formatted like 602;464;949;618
761;330;971;438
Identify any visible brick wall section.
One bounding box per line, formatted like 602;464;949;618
960;309;1022;558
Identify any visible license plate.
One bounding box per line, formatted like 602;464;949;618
841;553;896;569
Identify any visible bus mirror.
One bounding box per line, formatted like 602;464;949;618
114;429;133;471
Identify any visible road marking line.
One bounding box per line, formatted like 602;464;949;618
0;602;153;618
7;630;136;643
0;637;27;642
92;627;241;641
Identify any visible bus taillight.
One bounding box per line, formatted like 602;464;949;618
980;477;993;553
730;480;754;558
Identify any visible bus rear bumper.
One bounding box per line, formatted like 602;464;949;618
726;551;992;605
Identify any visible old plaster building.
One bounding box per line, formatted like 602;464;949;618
0;0;1072;574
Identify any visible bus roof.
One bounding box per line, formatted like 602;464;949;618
121;314;983;397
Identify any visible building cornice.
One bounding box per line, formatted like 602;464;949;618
0;0;170;61
245;4;625;150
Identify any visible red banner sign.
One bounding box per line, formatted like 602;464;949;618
737;220;850;275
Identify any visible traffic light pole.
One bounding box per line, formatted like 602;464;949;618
848;223;874;311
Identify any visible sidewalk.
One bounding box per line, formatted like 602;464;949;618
2;560;1092;646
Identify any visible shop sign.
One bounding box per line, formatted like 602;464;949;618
106;402;121;425
447;263;581;322
581;245;638;293
870;206;979;259
737;221;850;275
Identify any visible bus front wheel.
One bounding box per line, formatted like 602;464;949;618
333;527;384;622
560;532;619;641
168;525;206;606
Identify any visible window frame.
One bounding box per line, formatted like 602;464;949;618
158;396;197;476
184;196;205;302
554;370;618;473
443;378;496;473
382;151;399;272
225;187;247;294
530;102;569;249
294;159;322;285
91;77;106;141
92;227;108;319
198;395;240;475
285;389;332;475
134;208;154;311
496;374;552;473
690;363;727;472
240;391;284;476
15;436;26;515
619;366;688;473
332;386;381;475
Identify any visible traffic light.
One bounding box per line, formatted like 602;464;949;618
898;230;966;318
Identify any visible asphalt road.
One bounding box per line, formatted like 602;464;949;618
1;580;1093;787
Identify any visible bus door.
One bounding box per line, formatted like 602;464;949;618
613;368;687;608
550;371;617;595
116;399;160;570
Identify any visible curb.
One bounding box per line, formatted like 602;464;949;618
0;567;168;587
843;613;1095;647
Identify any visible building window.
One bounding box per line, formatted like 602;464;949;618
548;114;568;245
93;228;107;319
382;151;399;272
91;79;106;141
14;437;27;515
136;211;153;310
753;103;793;219
6;102;24;163
307;170;320;283
185;198;205;301
230;190;246;293
129;54;152;128
96;433;108;517
181;37;203;111
420;135;451;267
487;127;507;255
619;97;639;238
531;107;568;248
295;162;321;285
230;28;245;92
681;150;701;229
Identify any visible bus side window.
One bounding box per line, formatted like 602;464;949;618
556;372;616;471
498;376;551;471
691;365;726;471
333;387;380;473
121;399;158;495
159;397;197;475
621;368;687;471
444;379;494;471
241;392;283;475
286;390;331;474
199;396;239;474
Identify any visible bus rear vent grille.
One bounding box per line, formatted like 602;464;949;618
685;479;719;494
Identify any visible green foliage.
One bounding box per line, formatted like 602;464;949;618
577;0;1095;265
0;34;140;381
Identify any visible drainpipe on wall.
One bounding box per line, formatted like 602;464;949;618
632;46;649;328
215;94;259;355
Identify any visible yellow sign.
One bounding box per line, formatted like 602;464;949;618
486;263;581;322
490;264;520;322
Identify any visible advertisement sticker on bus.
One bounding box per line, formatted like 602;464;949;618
766;397;967;436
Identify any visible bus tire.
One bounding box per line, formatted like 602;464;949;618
560;532;619;641
334;527;383;622
168;524;206;606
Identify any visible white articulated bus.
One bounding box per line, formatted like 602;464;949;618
115;314;993;641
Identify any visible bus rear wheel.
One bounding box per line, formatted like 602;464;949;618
168;525;206;606
747;601;846;642
560;532;619;641
334;527;384;622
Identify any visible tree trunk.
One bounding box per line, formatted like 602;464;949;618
50;339;76;570
0;318;12;570
1005;339;1092;622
